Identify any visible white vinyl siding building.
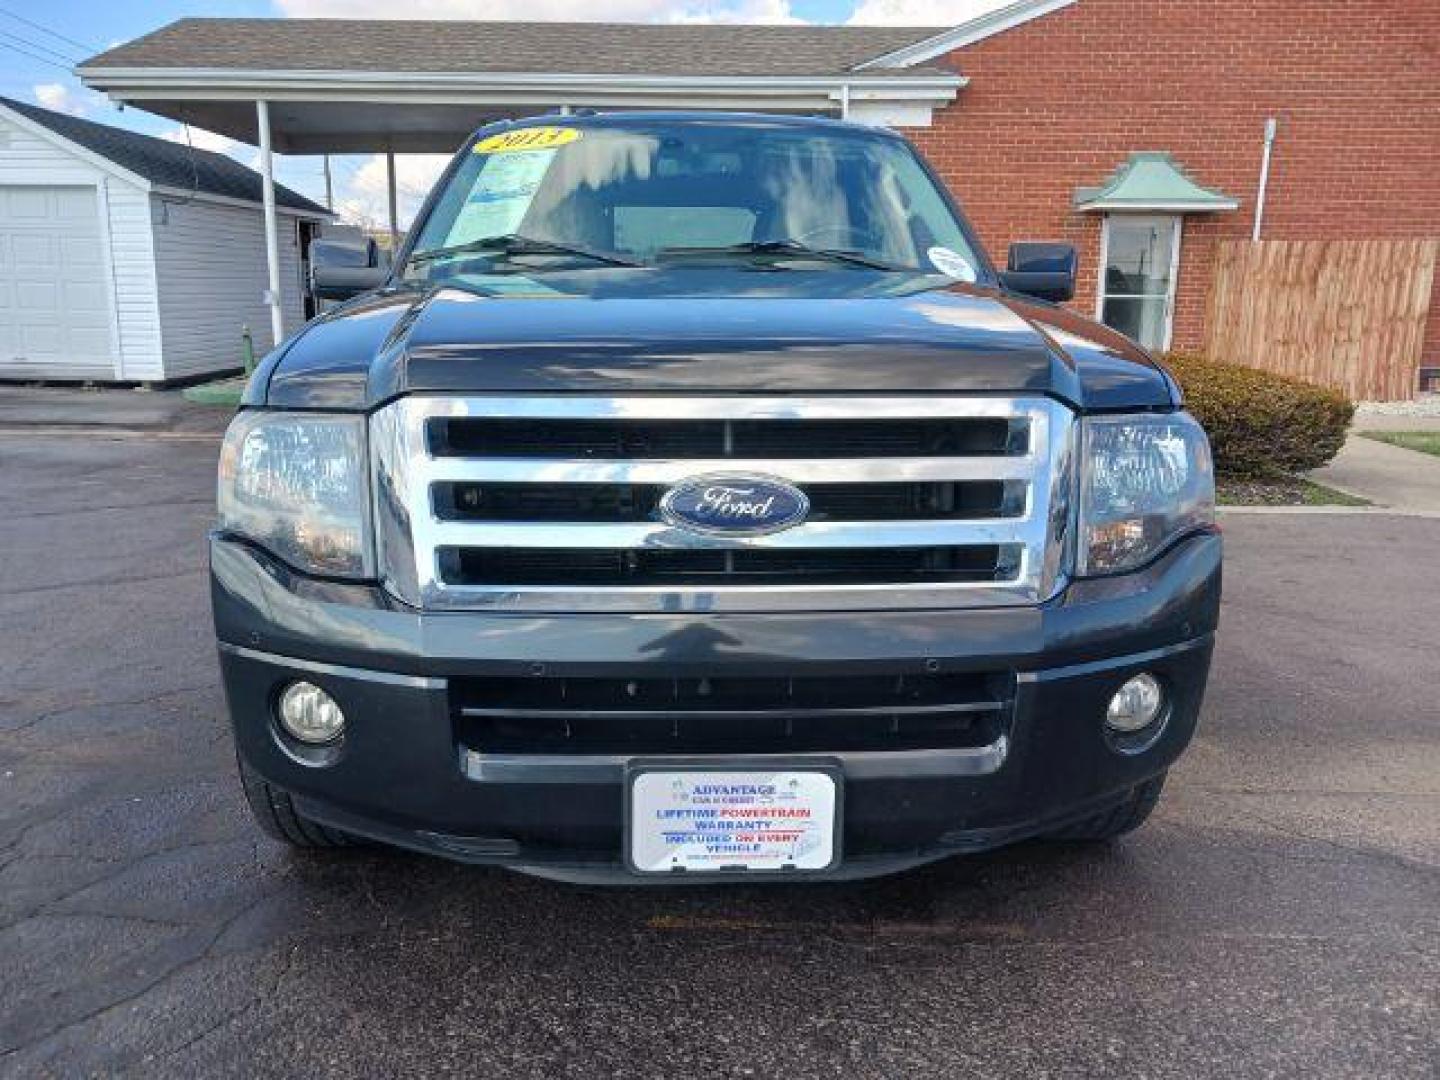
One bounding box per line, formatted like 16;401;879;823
0;99;327;383
150;196;308;380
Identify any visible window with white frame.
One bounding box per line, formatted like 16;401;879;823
1096;214;1181;352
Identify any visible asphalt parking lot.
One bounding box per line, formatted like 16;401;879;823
2;428;1437;1078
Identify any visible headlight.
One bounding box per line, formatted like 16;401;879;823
1077;411;1214;576
217;411;372;578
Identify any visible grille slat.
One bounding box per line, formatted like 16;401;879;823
439;545;1015;588
421;457;1037;484
370;396;1074;612
434;480;1022;523
427;518;1032;550
431;416;1025;459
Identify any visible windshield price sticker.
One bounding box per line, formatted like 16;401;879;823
444;150;559;245
629;770;838;873
474;126;582;155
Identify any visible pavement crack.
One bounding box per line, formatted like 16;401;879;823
21;910;192;931
12;682;218;731
0;845;222;935
144;938;300;1070
9;498;214;521
1186;785;1440;800
2;567;205;599
0;891;274;1060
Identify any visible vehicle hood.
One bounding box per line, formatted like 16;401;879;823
251;269;1175;412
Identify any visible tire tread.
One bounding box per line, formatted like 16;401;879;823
238;758;351;849
1048;773;1166;841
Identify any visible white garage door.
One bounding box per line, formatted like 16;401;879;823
0;186;115;377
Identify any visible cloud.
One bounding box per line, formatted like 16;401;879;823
335;153;451;229
33;83;90;116
667;0;802;23
276;0;798;21
280;0;670;17
160;125;238;155
847;0;1007;25
278;0;1004;24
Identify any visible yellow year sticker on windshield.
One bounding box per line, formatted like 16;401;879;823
474;127;581;155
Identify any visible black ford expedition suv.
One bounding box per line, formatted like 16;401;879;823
214;113;1219;883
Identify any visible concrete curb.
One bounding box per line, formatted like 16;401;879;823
0;387;232;435
1219;505;1440;518
1307;434;1440;514
0;427;223;441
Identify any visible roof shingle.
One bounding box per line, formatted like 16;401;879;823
0;96;329;215
82;18;953;78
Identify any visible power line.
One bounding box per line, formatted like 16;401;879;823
0;6;98;55
0;28;79;66
0;39;73;72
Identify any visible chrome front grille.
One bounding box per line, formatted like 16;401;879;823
370;395;1075;612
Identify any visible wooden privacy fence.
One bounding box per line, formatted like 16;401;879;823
1205;238;1438;401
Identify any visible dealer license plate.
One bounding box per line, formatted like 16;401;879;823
627;767;840;874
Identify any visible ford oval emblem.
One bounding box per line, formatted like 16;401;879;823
660;473;810;537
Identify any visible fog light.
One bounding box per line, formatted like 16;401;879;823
1105;673;1164;733
277;681;345;744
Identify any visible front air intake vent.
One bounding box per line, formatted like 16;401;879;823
452;670;1014;756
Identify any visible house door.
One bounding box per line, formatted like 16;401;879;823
1096;214;1181;352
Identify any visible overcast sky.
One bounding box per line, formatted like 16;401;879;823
0;0;1001;227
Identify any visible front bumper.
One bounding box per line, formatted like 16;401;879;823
213;531;1221;883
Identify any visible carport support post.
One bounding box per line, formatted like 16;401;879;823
255;100;284;348
386;150;399;253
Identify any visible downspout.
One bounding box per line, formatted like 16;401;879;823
839;82;851;121
1252;117;1277;242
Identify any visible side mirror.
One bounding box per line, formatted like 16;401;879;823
999;242;1076;303
311;237;388;301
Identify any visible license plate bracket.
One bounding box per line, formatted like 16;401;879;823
625;760;843;876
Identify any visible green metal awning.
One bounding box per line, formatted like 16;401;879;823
1074;151;1238;213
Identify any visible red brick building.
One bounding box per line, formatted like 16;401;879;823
905;0;1440;372
78;3;1440;390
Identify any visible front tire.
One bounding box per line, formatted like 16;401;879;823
237;756;353;849
1048;773;1166;841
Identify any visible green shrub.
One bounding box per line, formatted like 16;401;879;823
1160;352;1355;478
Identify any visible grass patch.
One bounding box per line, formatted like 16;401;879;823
1359;431;1440;458
181;376;246;408
1217;476;1370;507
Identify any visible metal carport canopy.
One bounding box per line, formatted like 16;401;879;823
76;19;968;155
76;18;967;345
70;73;970;156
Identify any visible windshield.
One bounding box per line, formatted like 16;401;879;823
406;118;984;281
